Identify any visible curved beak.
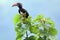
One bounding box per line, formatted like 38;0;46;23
12;3;17;7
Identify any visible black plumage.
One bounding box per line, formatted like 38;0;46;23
19;8;29;18
12;3;29;18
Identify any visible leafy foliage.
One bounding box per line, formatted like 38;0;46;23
13;14;57;40
24;36;35;40
13;14;21;25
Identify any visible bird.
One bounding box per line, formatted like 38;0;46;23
12;3;29;20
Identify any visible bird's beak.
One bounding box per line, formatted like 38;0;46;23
12;3;17;7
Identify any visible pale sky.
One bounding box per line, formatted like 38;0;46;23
0;0;60;40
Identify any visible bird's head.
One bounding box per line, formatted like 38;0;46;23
12;3;22;9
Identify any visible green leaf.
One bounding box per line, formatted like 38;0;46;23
48;27;57;36
15;23;22;32
17;22;22;28
27;16;32;21
30;25;39;34
29;36;35;40
38;36;43;40
15;27;19;32
37;14;44;20
47;18;55;27
47;38;51;40
24;36;35;40
16;32;23;40
33;14;44;22
13;14;21;25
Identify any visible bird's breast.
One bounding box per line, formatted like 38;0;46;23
20;11;26;17
20;12;23;14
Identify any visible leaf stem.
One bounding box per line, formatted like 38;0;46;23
26;31;28;40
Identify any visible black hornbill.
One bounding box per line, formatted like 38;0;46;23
12;3;29;19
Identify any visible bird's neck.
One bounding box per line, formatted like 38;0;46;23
19;7;23;11
19;7;22;9
19;7;22;11
18;6;22;9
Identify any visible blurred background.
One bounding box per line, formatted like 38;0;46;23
0;0;60;40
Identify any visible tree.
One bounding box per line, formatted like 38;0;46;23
13;14;57;40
